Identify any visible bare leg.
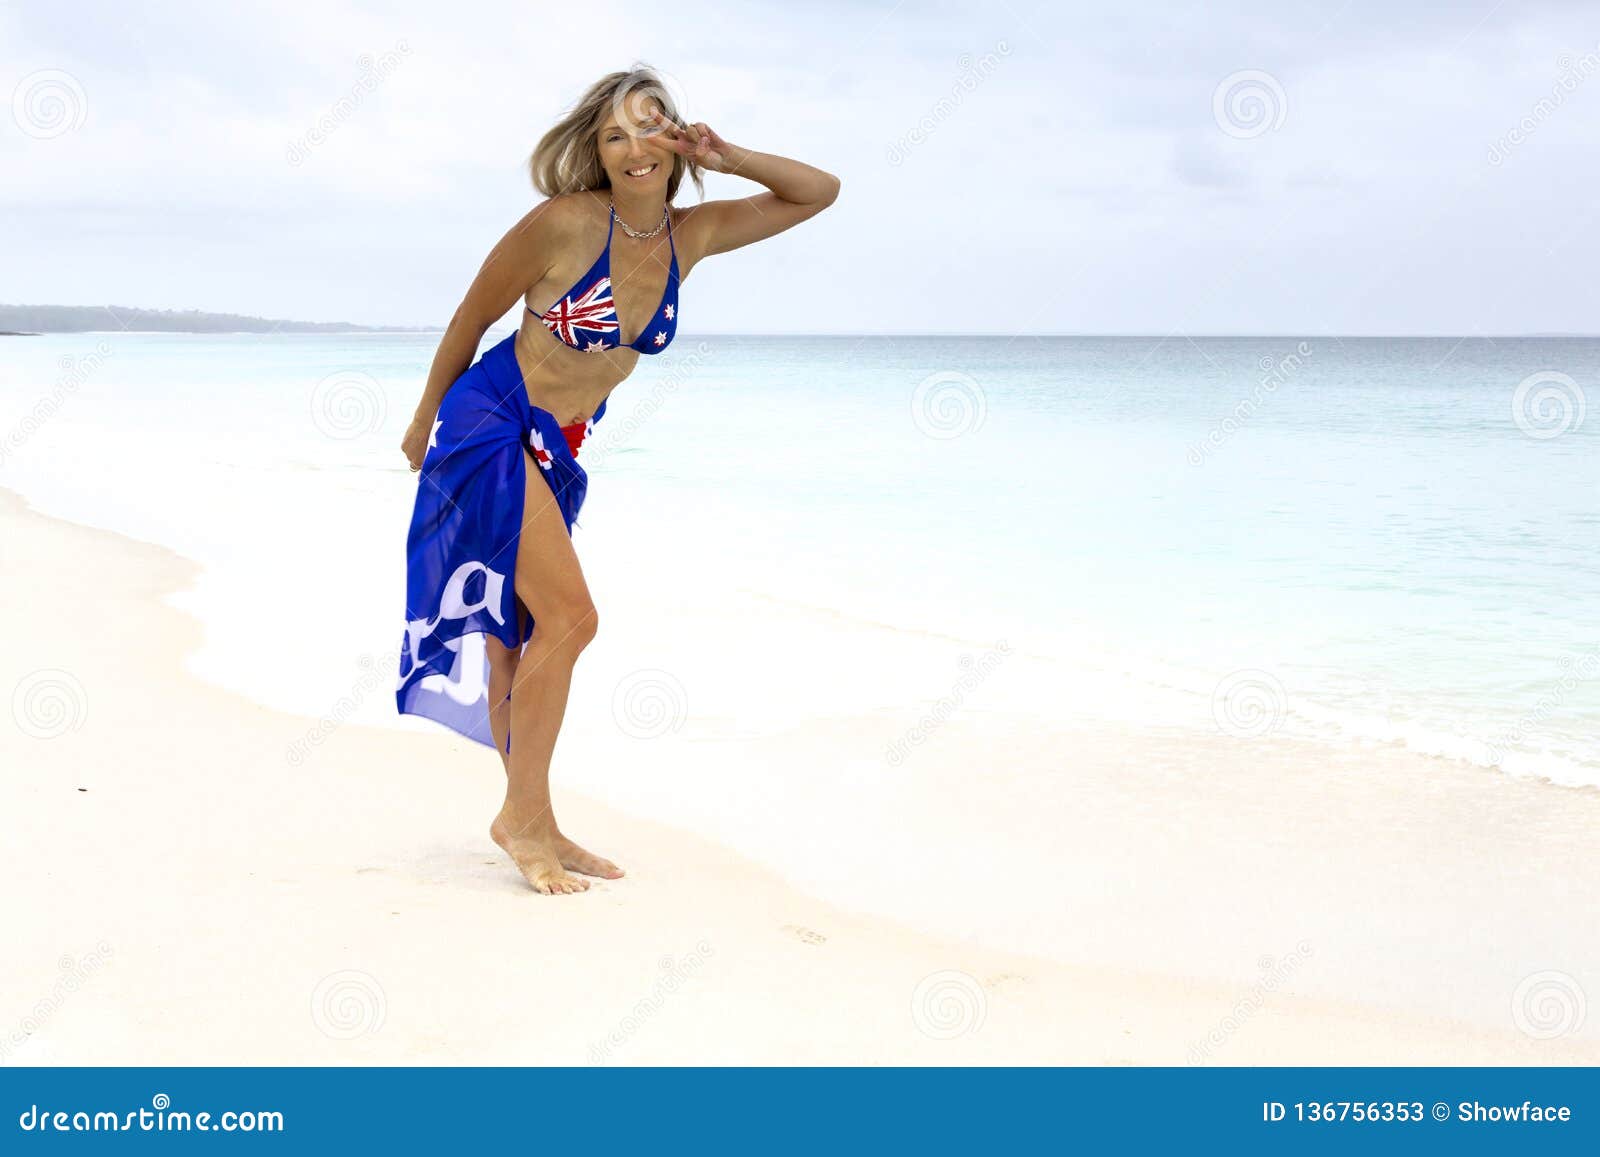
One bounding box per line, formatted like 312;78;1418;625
486;609;622;880
485;631;519;765
488;448;622;893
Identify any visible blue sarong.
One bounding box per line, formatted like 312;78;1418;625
396;332;607;747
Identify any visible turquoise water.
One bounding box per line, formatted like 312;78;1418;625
1;332;1595;783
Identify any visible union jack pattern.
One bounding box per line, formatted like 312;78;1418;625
527;426;554;471
531;207;680;355
541;277;621;347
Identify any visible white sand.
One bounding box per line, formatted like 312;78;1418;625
1;485;1597;1065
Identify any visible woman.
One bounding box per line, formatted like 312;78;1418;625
396;67;840;896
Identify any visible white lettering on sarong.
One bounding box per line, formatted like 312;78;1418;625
397;560;507;690
418;630;489;705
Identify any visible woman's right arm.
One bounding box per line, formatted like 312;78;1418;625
402;201;566;469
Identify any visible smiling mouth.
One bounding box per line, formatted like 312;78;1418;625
625;163;658;178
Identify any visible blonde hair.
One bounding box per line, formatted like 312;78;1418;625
529;65;705;203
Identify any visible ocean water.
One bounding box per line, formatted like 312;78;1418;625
1;331;1596;785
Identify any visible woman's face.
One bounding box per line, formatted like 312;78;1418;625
597;92;672;190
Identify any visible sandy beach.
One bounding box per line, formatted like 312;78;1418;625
1;484;1596;1065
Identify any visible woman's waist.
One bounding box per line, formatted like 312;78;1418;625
509;337;621;424
520;378;617;428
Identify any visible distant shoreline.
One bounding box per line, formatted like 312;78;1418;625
7;329;1600;338
0;304;430;335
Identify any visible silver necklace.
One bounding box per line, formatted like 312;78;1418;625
610;199;669;240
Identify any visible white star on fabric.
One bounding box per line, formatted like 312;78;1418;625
584;339;607;353
429;419;442;449
663;304;674;321
653;331;666;346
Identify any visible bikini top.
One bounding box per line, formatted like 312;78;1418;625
530;204;679;355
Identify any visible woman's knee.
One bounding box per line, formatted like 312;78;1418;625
530;600;598;654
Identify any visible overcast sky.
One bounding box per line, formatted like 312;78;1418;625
3;0;1598;333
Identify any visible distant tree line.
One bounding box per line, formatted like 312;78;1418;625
0;304;428;334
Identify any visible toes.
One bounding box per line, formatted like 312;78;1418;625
543;873;587;894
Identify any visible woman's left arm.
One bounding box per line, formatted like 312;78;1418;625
656;114;841;258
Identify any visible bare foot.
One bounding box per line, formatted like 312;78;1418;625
555;833;625;879
490;811;590;895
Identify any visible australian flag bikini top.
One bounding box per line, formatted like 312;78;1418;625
529;202;680;355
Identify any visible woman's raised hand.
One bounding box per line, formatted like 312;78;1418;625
648;110;735;173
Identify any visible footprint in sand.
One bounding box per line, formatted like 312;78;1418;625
781;924;827;946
